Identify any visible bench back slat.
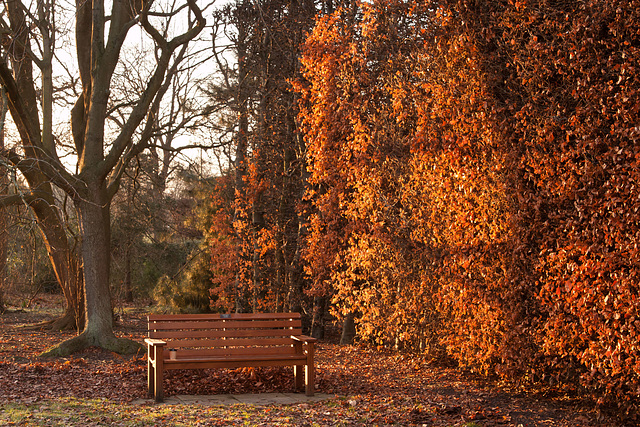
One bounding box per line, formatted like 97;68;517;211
149;313;301;321
148;319;300;331
159;336;295;348
147;313;304;356
149;328;299;339
150;329;302;341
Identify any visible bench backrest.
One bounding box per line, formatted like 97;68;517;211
147;313;303;358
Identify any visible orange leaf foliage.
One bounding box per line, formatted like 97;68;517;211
297;0;640;416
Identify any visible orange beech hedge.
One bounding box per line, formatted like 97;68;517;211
297;0;640;415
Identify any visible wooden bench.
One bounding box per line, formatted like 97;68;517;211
145;313;316;402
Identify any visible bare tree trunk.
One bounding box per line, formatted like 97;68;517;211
0;88;7;313
36;206;84;331
42;181;140;356
78;181;113;339
123;244;133;303
0;216;4;312
286;222;304;314
340;312;356;345
311;296;326;340
252;209;264;312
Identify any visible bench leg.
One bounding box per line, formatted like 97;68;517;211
305;343;315;396
147;358;155;397
153;346;164;402
305;363;315;396
294;365;304;391
154;367;164;402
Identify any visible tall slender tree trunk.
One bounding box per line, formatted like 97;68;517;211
311;296;326;339
0;206;4;312
35;201;84;331
233;0;251;313
48;257;84;331
340;312;356;345
0;88;7;313
123;243;133;303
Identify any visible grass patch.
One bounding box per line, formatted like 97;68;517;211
0;398;343;426
1;399;222;426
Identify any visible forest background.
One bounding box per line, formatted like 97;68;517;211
0;0;638;418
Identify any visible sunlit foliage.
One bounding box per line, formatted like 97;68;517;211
297;0;640;414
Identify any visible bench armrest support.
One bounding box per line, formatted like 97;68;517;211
145;339;166;402
291;335;316;396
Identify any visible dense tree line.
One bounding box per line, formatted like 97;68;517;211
204;0;349;335
293;0;640;416
203;0;640;416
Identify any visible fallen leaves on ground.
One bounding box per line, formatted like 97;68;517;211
0;304;618;426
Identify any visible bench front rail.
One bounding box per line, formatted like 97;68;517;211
145;313;316;402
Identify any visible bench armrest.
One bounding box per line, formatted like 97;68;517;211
291;335;317;343
144;338;167;347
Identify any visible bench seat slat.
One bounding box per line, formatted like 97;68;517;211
171;346;297;358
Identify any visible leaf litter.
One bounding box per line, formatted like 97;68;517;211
0;304;620;426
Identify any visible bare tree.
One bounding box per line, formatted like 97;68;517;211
109;44;219;304
0;87;7;313
0;0;206;355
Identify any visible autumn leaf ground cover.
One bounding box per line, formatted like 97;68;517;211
0;296;623;426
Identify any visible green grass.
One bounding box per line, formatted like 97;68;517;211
0;397;487;426
0;399;252;426
0;398;346;426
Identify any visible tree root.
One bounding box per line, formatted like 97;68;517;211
40;332;144;357
48;310;80;331
14;321;52;331
14;312;79;332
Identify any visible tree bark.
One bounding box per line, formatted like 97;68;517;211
0;88;7;313
77;180;113;339
124;243;133;303
41;180;142;356
311;296;326;340
340;312;356;345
